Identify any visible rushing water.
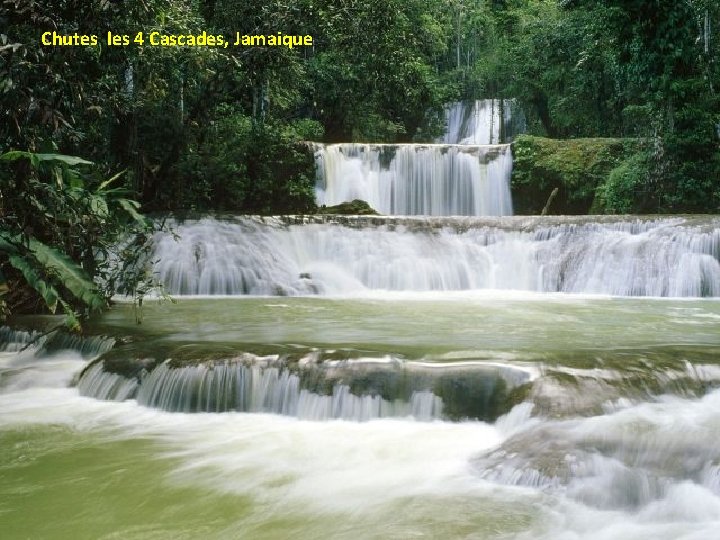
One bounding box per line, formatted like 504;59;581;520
440;99;525;145
312;99;524;216
2;292;720;539
314;143;513;216
3;213;720;537
149;216;720;297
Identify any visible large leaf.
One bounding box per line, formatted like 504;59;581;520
28;238;106;311
0;151;93;167
1;231;106;313
118;198;148;226
7;255;59;313
89;195;110;219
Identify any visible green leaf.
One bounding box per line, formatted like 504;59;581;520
97;170;126;192
57;298;81;332
27;238;106;311
118;198;148;226
53;165;64;188
1;231;106;313
7;255;59;313
33;154;93;166
64;167;84;189
90;195;109;219
0;150;33;163
0;233;20;255
0;151;93;167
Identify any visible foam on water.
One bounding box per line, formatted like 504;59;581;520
440;99;524;145
4;352;720;538
148;217;720;297
3;341;720;538
313;143;513;216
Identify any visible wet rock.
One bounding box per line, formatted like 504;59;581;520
316;199;380;215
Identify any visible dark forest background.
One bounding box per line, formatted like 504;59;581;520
1;0;719;320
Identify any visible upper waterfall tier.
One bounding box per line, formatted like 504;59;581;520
440;99;525;145
146;216;720;298
313;143;513;216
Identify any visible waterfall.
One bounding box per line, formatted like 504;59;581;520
0;326;115;392
78;353;529;421
313;99;520;216
0;325;115;357
0;327;40;352
133;362;444;421
314;143;513;216
440;99;524;145
147;216;720;297
77;363;139;401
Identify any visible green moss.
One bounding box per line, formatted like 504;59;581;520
316;199;380;215
511;135;638;214
596;152;652;214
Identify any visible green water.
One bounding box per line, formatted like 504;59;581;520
90;294;720;367
3;294;720;539
0;427;249;539
0;389;540;539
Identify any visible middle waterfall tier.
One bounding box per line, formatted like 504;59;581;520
145;216;720;297
314;143;513;216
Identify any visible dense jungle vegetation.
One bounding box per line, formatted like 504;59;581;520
1;0;719;320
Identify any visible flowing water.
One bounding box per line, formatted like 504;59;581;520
2;212;720;538
3;99;720;537
313;100;521;216
440;99;525;145
313;143;513;216
150;216;720;297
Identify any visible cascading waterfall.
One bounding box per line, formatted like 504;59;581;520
312;99;524;216
134;362;443;421
77;353;530;421
0;327;39;352
314;143;513;216
77;363;140;402
440;99;524;145
0;327;115;392
148;216;720;297
0;325;115;357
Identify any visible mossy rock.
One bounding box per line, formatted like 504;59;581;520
316;199;380;215
511;135;638;215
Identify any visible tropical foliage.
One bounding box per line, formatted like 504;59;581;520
0;150;153;326
1;0;719;321
3;1;719;215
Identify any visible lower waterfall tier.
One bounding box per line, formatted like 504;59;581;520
77;352;529;421
144;216;720;298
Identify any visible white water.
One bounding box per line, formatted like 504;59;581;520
149;217;720;297
127;361;444;421
313;99;524;215
440;99;523;145
4;343;720;538
314;143;513;216
0;327;114;393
